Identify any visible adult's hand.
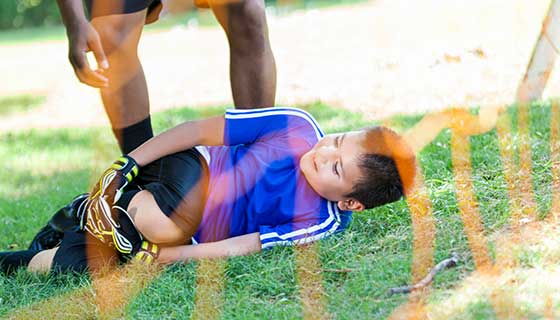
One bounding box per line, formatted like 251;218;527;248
66;21;110;88
57;0;110;88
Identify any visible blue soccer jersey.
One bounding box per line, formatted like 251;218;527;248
193;107;352;249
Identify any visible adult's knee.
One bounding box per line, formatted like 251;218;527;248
223;0;269;54
95;24;131;57
93;20;143;81
91;13;144;59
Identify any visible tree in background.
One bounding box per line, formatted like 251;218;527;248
0;0;61;30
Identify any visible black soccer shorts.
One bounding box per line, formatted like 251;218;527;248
52;148;208;273
128;148;209;236
84;0;162;19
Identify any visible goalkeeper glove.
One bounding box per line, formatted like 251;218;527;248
79;195;143;255
92;155;139;205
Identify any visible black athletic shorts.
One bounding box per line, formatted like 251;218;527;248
52;230;122;274
128;148;209;235
84;0;161;18
52;148;208;273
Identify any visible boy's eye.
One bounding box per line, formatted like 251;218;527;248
332;162;339;176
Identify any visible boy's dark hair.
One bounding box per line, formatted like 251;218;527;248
345;126;416;210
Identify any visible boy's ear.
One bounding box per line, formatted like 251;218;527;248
337;198;365;212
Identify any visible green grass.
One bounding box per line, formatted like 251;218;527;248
0;100;557;318
0;95;45;117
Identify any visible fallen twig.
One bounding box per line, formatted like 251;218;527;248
388;252;460;296
323;268;354;273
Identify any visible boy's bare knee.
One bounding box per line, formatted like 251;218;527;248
128;191;187;245
27;247;58;274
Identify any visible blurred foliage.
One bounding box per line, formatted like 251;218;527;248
0;0;363;31
0;0;60;30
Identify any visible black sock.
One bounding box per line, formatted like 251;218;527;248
0;250;40;275
112;116;154;154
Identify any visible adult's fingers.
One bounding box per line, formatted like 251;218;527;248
76;67;109;88
70;51;109;88
88;34;109;70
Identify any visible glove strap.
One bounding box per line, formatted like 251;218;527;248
134;241;160;264
111;155;140;182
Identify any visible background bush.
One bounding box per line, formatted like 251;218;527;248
0;0;360;30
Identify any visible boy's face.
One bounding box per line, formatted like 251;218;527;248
300;131;366;211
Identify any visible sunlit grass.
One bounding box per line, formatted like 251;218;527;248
0;95;45;117
0;99;558;318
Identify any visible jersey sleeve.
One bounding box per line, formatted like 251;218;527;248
223;107;324;146
258;202;342;249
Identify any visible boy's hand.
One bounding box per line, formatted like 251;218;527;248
92;155;140;205
66;20;109;88
80;195;136;254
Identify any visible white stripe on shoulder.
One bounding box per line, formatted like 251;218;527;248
261;220;340;249
329;201;342;223
225;107;324;138
259;201;340;247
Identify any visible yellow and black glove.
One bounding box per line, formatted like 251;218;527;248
91;155;140;205
80;196;138;254
81;155;141;255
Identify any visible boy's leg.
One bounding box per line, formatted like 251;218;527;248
209;0;277;108
8;236;118;275
0;249;43;275
126;190;189;245
132;150;209;244
29;194;89;251
76;187;197;253
27;248;58;273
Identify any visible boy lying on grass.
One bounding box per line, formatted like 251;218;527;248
0;107;416;274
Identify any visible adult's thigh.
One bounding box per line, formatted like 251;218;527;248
210;0;268;50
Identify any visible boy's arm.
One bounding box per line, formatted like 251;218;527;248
157;232;261;264
130;115;225;166
87;115;224;206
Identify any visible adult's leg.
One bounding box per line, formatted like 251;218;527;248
209;0;277;108
90;10;153;152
